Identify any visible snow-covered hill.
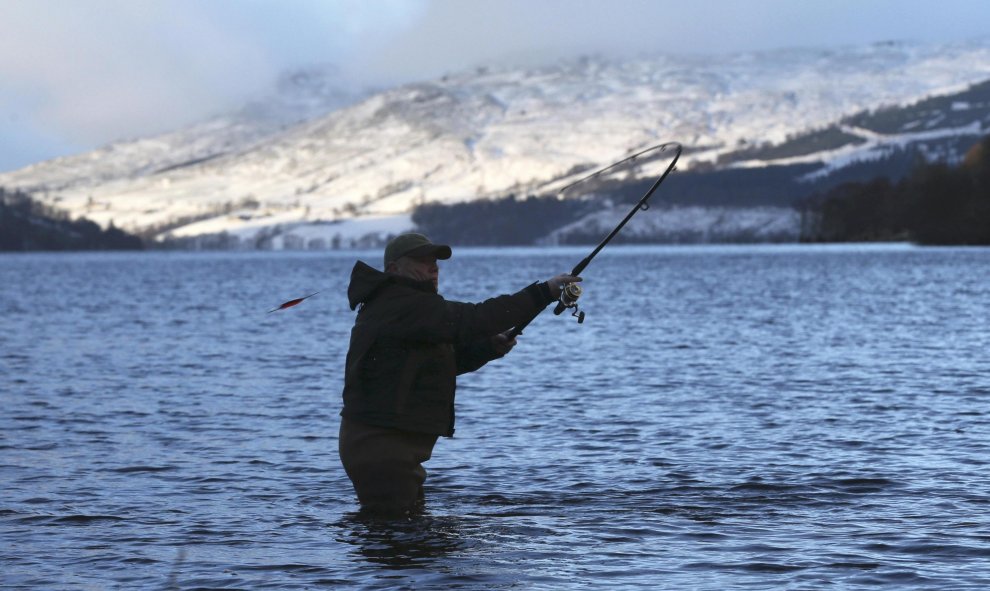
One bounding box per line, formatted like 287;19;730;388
2;39;989;248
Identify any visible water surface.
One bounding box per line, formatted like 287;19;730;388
2;245;989;589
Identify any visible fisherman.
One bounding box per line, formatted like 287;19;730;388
339;232;580;515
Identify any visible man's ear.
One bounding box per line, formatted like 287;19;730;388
385;261;398;273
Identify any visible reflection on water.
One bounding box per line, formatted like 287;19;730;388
336;512;467;569
1;246;989;590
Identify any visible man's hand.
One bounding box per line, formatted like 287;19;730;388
546;274;582;298
492;329;517;356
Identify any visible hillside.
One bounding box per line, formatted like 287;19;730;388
415;81;990;245
1;39;989;248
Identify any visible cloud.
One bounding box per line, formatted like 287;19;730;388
0;0;417;154
1;1;275;144
1;0;989;172
348;0;990;83
347;0;684;82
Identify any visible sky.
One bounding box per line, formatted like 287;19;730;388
2;0;990;173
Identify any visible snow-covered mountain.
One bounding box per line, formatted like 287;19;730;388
2;39;990;248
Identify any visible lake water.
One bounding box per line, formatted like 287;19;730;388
2;245;989;590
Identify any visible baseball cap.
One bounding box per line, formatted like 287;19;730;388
383;233;452;266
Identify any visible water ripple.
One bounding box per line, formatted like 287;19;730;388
2;247;990;589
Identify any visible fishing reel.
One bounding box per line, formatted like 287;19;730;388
552;282;585;323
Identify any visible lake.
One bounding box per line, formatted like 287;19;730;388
2;245;989;589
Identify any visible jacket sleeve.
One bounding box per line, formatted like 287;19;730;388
455;338;502;375
384;281;555;345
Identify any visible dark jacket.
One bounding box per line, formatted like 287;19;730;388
341;261;554;437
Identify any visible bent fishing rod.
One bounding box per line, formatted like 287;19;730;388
508;141;682;338
268;142;681;318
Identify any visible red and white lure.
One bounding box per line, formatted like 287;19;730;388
267;291;320;313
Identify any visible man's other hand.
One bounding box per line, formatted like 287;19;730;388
492;330;517;356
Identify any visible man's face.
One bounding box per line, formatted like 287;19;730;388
391;255;439;291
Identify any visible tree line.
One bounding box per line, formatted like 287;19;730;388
800;135;990;245
0;188;143;251
412;193;600;245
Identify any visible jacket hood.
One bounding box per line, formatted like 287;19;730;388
347;261;389;310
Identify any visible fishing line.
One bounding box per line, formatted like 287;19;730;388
268;142;682;318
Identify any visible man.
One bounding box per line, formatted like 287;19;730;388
339;232;580;515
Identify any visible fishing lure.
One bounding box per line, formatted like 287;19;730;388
268;291;320;313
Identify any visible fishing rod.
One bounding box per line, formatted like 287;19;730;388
509;141;682;338
268;142;681;318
